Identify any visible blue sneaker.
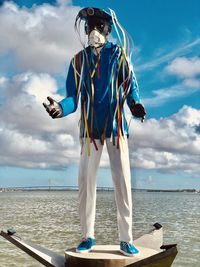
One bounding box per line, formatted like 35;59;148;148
76;238;95;253
120;241;140;257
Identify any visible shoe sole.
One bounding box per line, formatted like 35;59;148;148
120;249;140;257
76;245;95;253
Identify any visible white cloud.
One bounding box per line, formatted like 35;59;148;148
0;127;79;168
166;57;200;78
0;2;199;174
143;83;200;107
143;56;200;107
172;105;200;127
0;1;82;74
0;0;84;169
127;105;200;173
22;72;59;102
0;76;8;86
0;71;81;134
0;72;200;175
0;71;81;168
136;38;200;72
183;78;200;88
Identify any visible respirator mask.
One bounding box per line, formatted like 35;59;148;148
85;18;111;48
74;8;113;49
88;30;106;48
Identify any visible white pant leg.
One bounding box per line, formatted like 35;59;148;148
78;139;103;239
106;137;133;243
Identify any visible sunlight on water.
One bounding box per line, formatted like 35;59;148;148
0;191;200;266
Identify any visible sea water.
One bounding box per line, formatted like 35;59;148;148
0;191;200;267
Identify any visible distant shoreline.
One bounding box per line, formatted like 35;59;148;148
0;187;200;193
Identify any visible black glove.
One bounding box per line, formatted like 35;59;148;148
43;96;63;119
130;101;146;122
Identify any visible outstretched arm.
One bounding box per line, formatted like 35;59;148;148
43;59;78;119
127;72;146;122
59;60;79;116
119;54;146;121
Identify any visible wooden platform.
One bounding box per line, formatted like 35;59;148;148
0;224;177;267
65;245;176;267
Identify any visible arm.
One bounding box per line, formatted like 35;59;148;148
126;71;141;107
59;60;78;117
126;69;146;121
43;59;79;119
118;54;146;121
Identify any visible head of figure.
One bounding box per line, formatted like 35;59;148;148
75;7;113;48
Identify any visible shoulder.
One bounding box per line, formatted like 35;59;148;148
70;49;86;66
104;42;122;59
73;49;84;59
108;43;128;58
106;42;120;51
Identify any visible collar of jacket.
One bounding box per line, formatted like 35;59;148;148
90;41;112;55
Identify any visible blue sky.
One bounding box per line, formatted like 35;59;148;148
0;0;200;189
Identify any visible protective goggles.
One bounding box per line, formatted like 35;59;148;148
85;18;111;35
75;7;113;35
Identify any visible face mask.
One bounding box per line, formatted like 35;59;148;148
88;29;106;48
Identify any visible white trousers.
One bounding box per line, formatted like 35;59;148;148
78;137;133;243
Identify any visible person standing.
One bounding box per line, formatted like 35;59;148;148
43;7;146;256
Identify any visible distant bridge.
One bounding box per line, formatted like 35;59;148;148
0;186;114;192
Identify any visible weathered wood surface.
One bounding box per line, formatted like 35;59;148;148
65;245;177;267
65;245;157;267
0;224;177;267
0;231;66;267
65;226;177;267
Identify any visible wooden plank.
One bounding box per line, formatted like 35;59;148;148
0;224;177;267
65;245;177;267
66;245;158;267
0;231;66;267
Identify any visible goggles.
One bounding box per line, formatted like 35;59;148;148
85;18;111;36
75;7;113;36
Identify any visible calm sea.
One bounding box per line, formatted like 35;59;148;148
0;191;200;267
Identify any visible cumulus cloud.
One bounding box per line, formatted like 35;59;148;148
128;105;200;173
0;1;82;74
0;126;79;169
183;78;200;88
163;56;200;98
0;71;199;174
143;56;200;107
0;1;199;175
166;56;200;78
0;72;81;169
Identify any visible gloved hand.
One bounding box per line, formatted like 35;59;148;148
43;96;63;119
130;101;146;122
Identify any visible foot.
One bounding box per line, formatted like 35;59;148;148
76;238;95;253
120;241;140;257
